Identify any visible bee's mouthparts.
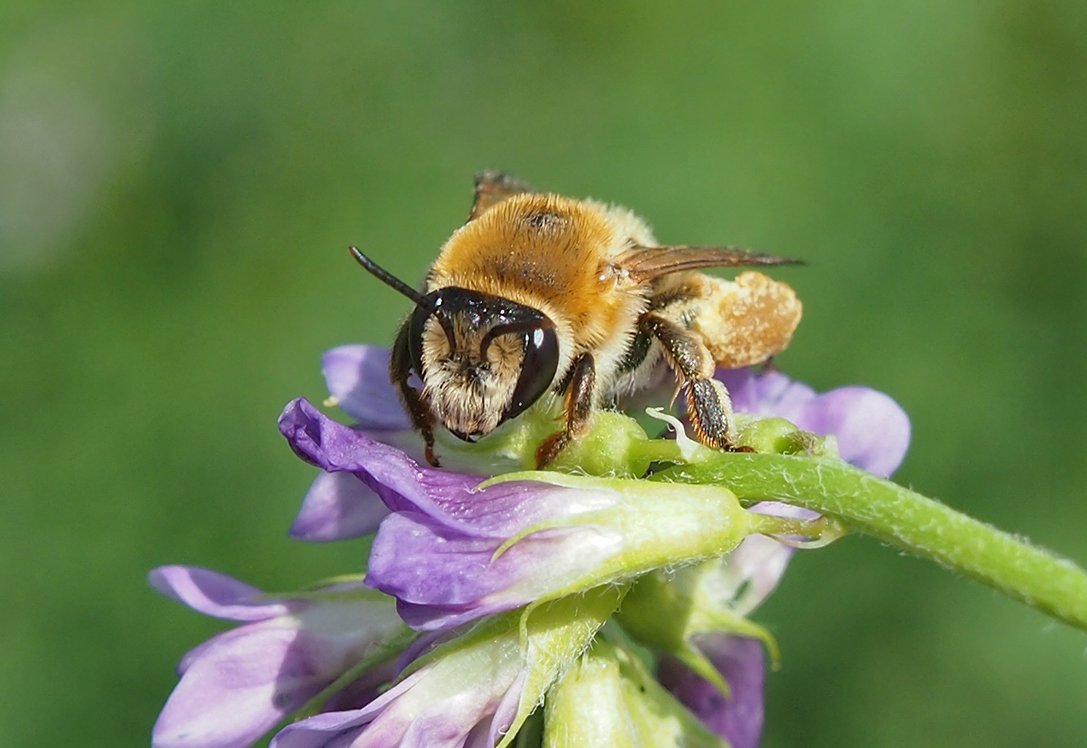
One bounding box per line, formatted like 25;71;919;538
447;427;479;443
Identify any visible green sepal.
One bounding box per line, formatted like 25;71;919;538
616;562;780;700
732;414;837;459
417;402;667;477
543;638;728;748
479;472;758;616
548;410;656;477
497;586;628;748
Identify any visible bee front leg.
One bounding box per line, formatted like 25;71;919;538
399;379;439;467
640;312;734;450
536;352;595;468
390;322;440;466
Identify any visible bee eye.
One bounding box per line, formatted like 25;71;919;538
503;322;559;422
406;305;431;377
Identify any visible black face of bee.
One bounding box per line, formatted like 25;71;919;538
406;287;560;435
347;246;561;441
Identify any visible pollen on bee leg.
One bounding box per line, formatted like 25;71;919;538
693;271;802;368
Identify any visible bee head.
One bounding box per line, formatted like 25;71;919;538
349;247;560;441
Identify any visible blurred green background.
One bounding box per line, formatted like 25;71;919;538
3;2;1085;746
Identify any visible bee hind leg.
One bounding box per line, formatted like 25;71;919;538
640;312;734;450
536;352;595;468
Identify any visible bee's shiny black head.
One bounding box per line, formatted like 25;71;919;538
348;246;560;436
407;287;560;431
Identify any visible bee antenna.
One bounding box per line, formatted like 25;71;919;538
348;246;435;311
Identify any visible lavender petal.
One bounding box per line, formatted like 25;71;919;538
154;625;318;748
290;470;388;542
658;635;765;748
149;566;292;622
792;386;910;477
322;345;411;430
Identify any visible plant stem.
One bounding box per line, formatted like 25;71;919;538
655;453;1087;633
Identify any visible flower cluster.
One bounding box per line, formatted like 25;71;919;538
153;344;914;747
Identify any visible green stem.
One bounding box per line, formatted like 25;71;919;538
627;437;685;467
655;453;1087;633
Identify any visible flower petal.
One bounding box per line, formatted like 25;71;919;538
367;473;752;631
322;345;411;430
269;702;379;748
720;367;814;417
154;624;313;748
792;386;910;477
271;607;532;748
290;470;388;541
379;524;619;631
279;398;487;528
709;537;791;618
719;368;910;477
149;566;292;622
368;479;622;630
160;592;402;747
153;568;408;748
658;635;765;748
272;666;495;748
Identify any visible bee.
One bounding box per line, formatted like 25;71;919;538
350;172;802;467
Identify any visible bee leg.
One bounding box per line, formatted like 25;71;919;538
614;329;653;377
390;323;440;466
640;312;733;450
536;352;596;467
400;380;439;466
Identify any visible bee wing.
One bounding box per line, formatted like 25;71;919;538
614;245;802;282
468;172;536;220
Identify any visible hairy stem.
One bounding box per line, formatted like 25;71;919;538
655;453;1087;633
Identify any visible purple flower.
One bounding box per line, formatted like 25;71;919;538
270;587;623;748
144;259;1087;748
150;566;408;748
281;345;911;745
287;346;408;542
157;338;912;747
280;396;755;633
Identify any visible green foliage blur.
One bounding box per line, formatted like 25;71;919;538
2;2;1085;746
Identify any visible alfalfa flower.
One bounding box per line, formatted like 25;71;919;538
269;348;913;747
153;342;1087;747
150;567;410;748
281;396;774;633
271;586;624;748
